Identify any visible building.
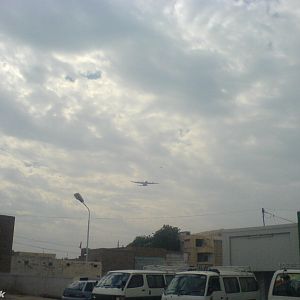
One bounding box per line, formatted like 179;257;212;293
0;215;15;273
81;247;186;274
11;251;102;278
179;230;223;269
222;223;300;300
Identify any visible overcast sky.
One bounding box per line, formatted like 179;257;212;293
1;0;300;258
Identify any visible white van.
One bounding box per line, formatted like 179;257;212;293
161;267;260;300
268;269;300;299
91;270;175;300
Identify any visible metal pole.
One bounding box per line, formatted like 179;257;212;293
74;193;90;264
83;202;90;263
297;211;300;260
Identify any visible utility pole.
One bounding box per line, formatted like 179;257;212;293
262;208;265;226
297;211;300;258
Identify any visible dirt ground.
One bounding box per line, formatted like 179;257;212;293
5;294;59;300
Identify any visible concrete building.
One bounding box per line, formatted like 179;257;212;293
0;215;15;273
180;230;223;269
222;223;300;300
82;247;185;274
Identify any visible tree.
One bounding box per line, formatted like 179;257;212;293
127;235;152;247
127;225;181;251
152;225;181;251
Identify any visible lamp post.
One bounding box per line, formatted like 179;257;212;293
74;193;90;263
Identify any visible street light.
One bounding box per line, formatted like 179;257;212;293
74;193;90;263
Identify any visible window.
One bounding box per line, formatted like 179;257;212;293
146;275;165;288
239;277;258;292
85;282;95;292
165;274;175;286
207;276;221;296
96;272;130;288
197;253;210;262
68;281;85;291
223;277;240;294
195;239;204;247
165;274;207;296
273;273;300;297
127;275;144;288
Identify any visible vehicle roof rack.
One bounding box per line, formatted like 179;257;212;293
143;264;189;272
279;263;300;271
208;266;252;273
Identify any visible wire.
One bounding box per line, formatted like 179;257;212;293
13;241;79;255
4;208;260;221
14;235;79;249
263;209;296;224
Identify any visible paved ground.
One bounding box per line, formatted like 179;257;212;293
5;295;59;300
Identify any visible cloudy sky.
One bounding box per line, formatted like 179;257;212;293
1;0;300;258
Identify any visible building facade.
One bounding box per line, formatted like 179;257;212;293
81;247;185;274
180;230;223;269
11;251;102;278
222;223;300;300
0;215;15;273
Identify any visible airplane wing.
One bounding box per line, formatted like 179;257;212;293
131;181;144;184
148;182;159;184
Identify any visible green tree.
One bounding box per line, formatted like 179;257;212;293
127;225;181;251
127;235;152;247
152;225;181;251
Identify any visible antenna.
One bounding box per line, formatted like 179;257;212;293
262;208;265;226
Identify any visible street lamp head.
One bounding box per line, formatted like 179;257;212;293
74;193;84;203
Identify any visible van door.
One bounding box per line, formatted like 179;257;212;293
222;277;241;300
125;274;148;298
207;276;226;300
146;274;166;299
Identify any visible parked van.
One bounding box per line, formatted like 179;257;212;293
268;269;300;299
91;270;175;300
161;266;260;300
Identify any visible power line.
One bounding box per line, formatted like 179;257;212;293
13;241;79;255
14;235;79;249
4;208;260;221
262;208;296;225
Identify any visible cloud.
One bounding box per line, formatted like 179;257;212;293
0;0;300;257
81;70;102;80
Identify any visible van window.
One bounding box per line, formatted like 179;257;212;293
207;276;221;296
239;277;258;292
85;282;95;292
127;275;144;288
96;272;130;288
146;275;165;288
68;281;85;290
165;274;207;296
273;273;300;297
165;274;175;286
223;277;240;294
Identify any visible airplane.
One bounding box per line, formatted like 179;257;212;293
131;181;159;186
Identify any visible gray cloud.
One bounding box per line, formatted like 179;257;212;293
0;0;299;256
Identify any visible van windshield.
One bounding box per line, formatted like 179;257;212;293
68;281;85;291
165;274;207;296
96;272;130;288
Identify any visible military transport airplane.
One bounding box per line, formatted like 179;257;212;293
131;181;159;186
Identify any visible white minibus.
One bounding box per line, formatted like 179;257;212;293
162;267;260;300
92;270;174;300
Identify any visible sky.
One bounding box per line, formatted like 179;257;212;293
1;0;300;258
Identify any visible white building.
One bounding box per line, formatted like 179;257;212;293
222;223;300;299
